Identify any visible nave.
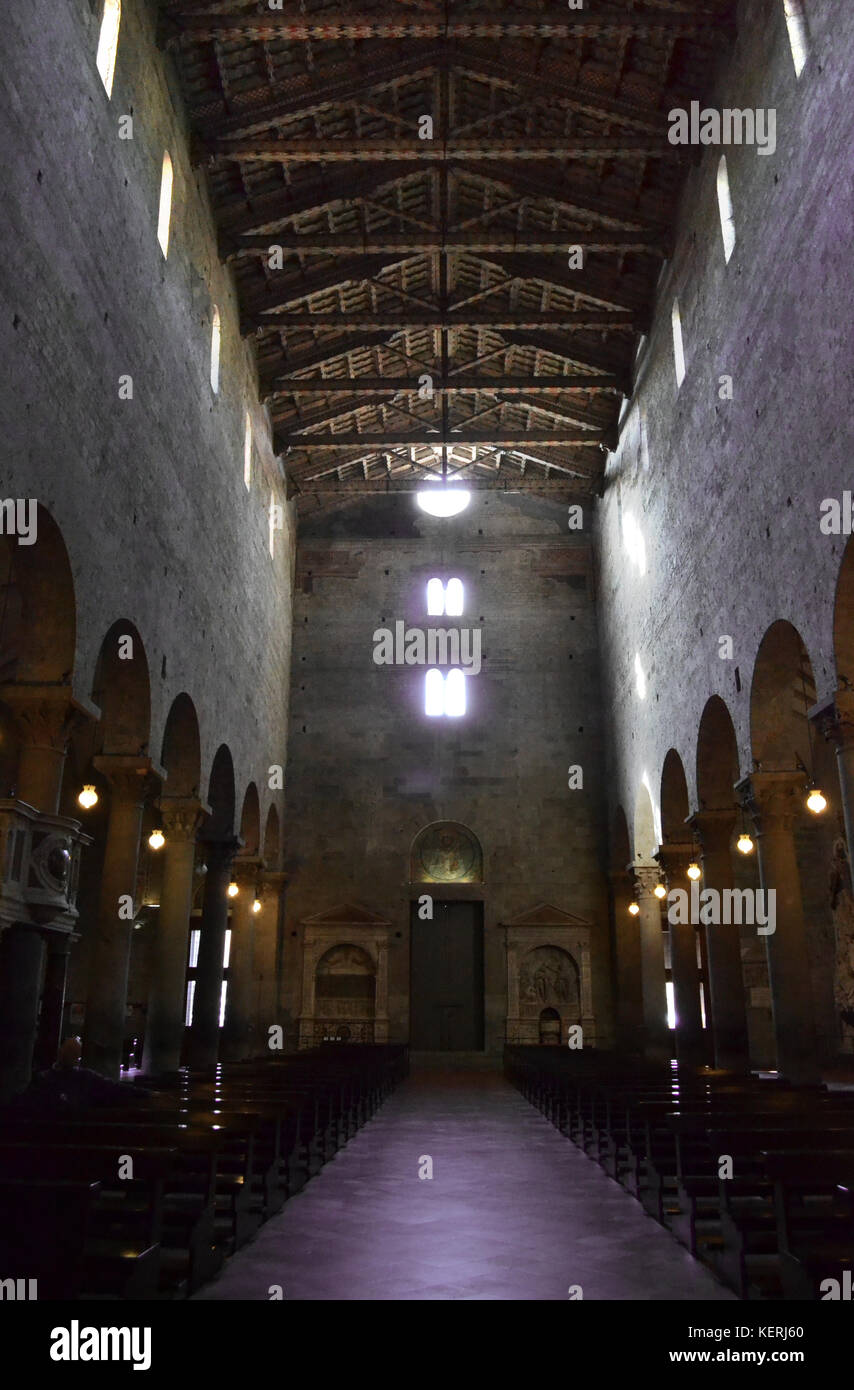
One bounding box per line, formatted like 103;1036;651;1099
195;1063;733;1302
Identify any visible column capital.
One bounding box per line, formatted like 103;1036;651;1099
1;683;97;751
198;835;242;871
232;855;264;888
157;795;209;842
735;770;804;832
631;862;662;899
93;754;163;805
810;692;854;749
261;869;288;891
688;807;737;850
655;841;695;886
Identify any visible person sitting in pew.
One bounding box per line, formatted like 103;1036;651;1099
5;1038;151;1115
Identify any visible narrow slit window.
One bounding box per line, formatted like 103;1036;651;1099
444;668;466;717
96;0;121;97
444;578;464;616
222;928;232;970
269;490;276;558
184;980;196;1028
425;668;445;717
716;156;736;263
188;929;200;970
783;0;808;77
244;413;253;490
210;306;221;393
671;298;686;388
157;151;173;258
219;981;228;1028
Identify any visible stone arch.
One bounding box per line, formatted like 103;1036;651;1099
159;693;201;798
263;804;280;867
833;535;854;688
205;743;236;839
750;619;819;770
660;749;690;841
611;805;631;871
696;695;740;810
90;619;151;757
410;820;483;883
0;503;76;685
239;781;261;856
538;1007;561;1045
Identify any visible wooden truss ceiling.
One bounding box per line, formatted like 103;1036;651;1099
160;0;737;506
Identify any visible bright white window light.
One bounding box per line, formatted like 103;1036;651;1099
634;652;647;700
427;578;445;615
671;299;686;388
184;980;196;1027
716;157;736;263
210;305;221;393
219;981;228;1028
269;491;277;558
445;577;464;615
157;151;173;257
188;929;200;969
784;0;808;77
621;512;646;576
244;413;253;490
96;0;121;97
444;668;466;717
222;928;232;970
417;475;471;517
425;668;445;716
666;981;677;1031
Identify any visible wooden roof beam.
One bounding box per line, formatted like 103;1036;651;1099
232;229;665;256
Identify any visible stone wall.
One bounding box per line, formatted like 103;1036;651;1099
281;493;612;1053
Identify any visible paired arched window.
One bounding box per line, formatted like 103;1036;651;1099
96;0;121;97
425;667;466;718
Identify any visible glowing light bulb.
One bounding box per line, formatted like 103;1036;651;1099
737;833;754;855
806;788;827;815
687;862;702;881
628;901;640;916
227;881;239;898
78;785;98;809
252;898;262;914
653;883;667;899
148;829;165;850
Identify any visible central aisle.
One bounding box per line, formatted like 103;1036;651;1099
194;1069;736;1301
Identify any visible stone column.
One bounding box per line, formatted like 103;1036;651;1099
220;856;262;1062
83;758;151;1080
0;684;85;816
253;871;287;1052
374;937;389;1043
187;837;239;1070
812;694;854;863
737;773;820;1084
633;862;670;1062
141;797;206;1076
0;925;46;1101
689;809;751;1071
35;932;73;1070
610;867;644;1053
657;843;706;1066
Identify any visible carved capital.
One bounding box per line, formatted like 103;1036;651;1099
93;755;160;806
232;855;264;889
736;771;803;834
810;693;854;751
688;808;736;853
0;683;93;752
157;795;209;843
631;862;662;900
655;841;694;887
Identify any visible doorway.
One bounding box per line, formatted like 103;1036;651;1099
409;900;484;1049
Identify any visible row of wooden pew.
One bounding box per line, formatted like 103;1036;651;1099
0;1045;408;1299
505;1047;854;1300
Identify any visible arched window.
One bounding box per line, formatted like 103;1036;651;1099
671;298;686;388
425;577;464;615
210;306;221;394
96;0;121;97
244;413;253;490
425;669;466;718
783;0;808;77
716;156;736;263
157;152;173;257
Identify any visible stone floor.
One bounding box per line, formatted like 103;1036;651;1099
193;1068;737;1301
